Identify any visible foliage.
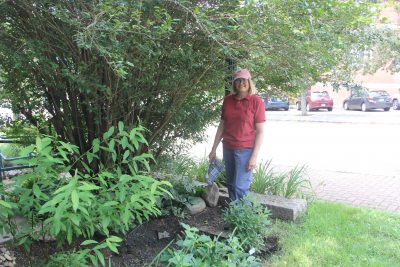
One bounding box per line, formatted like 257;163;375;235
251;161;312;199
223;196;271;252
0;0;380;160
155;173;204;219
0;183;18;237
251;160;275;195
360;1;400;75
152;223;260;267
46;236;122;267
267;201;400;266
1;123;171;263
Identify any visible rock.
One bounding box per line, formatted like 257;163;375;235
185;196;206;215
3;254;11;261
201;183;219;207
0;255;5;261
219;190;307;221
0;247;5;253
157;231;170;240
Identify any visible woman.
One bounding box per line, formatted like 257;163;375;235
209;69;265;201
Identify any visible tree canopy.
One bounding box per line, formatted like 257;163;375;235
0;0;379;160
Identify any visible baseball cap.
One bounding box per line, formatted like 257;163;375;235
233;69;251;81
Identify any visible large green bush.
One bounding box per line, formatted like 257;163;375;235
1;123;171;264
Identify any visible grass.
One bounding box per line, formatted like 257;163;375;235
265;201;400;267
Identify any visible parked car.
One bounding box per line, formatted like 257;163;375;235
296;91;333;111
343;89;392;112
262;95;289;111
392;93;400;110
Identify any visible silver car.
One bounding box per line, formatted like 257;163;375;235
343;90;392;112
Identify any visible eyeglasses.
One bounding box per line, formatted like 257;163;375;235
234;78;248;84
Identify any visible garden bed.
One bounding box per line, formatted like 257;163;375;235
6;198;279;266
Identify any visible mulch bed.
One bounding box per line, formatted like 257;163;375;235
7;198;279;266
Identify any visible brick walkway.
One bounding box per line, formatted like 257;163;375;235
276;165;400;213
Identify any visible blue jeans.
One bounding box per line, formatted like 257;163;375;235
223;147;253;201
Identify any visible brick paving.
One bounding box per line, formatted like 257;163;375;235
276;165;400;213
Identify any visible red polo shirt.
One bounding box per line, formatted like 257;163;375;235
221;94;266;149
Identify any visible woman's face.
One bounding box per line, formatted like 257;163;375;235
234;78;250;94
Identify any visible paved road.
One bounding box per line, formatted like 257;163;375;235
189;108;400;213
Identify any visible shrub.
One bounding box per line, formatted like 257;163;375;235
153;223;260;267
223;196;271;252
2;122;171;263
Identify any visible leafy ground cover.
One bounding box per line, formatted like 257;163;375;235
266;201;400;267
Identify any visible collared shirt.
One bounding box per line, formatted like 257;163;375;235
221;94;266;149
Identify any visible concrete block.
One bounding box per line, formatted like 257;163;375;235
219;190;307;221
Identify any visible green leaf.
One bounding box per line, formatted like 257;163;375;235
121;136;128;149
81;239;99;246
71;190;79;212
0;200;12;209
122;150;130;162
118;121;124;133
88;254;98;267
87;152;94;164
92;138;100;153
67;225;73;244
95;249;105;266
106;239;119;253
78;182;100;191
32;184;41;198
119;174;133;183
103;126;115;140
108;236;123;243
70;214;81;226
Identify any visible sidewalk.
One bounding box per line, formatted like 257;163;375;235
276;165;400;213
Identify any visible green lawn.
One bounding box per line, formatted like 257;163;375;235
265;201;400;267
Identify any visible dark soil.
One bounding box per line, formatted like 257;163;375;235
8;198;279;266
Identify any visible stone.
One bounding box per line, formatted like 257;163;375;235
201;183;219;207
196;225;229;239
219;190;307;221
157;231;170;240
0;247;5;253
185;196;206;215
3;255;11;262
0;255;5;261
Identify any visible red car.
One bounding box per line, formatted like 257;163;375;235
296;91;333;111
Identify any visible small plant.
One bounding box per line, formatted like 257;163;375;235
251;159;274;194
284;165;312;198
46;236;122;267
250;161;312;199
151;223;260;267
223;196;271;252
